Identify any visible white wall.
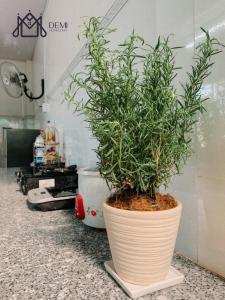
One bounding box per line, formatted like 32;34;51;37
33;0;225;278
194;0;225;277
156;0;225;278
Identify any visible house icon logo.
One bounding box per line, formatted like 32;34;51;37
12;10;47;37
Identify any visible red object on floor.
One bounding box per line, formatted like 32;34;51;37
75;194;85;219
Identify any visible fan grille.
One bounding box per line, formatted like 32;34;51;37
0;62;23;98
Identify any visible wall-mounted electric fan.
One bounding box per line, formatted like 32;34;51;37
0;61;44;101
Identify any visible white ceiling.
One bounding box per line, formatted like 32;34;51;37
0;0;46;61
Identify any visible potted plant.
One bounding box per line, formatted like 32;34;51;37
65;17;223;285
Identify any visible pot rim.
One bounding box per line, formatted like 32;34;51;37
103;199;182;216
78;167;100;177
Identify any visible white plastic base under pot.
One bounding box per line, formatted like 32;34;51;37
104;260;184;299
78;168;110;229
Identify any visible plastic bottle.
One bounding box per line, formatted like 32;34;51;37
45;121;56;144
34;130;45;165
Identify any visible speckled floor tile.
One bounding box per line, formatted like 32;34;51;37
0;168;225;300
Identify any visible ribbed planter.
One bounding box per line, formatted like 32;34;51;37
103;200;182;286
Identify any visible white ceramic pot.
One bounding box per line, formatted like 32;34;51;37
78;168;110;228
103;200;182;285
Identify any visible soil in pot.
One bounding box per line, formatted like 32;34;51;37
107;191;177;211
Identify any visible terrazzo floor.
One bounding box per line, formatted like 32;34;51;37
0;168;225;300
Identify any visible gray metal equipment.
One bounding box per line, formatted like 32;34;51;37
27;187;76;211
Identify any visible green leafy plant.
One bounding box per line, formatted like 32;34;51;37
65;17;223;199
